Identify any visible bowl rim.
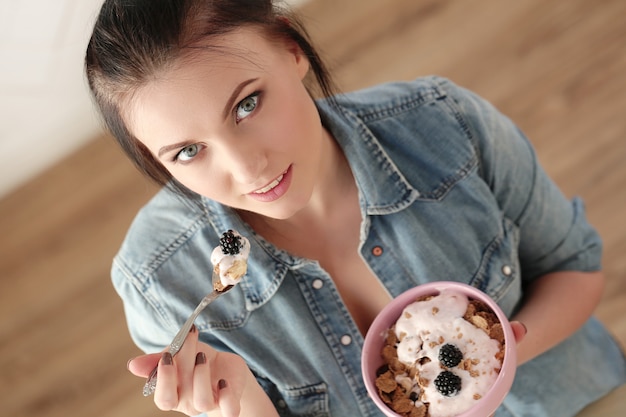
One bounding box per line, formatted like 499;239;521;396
361;281;517;417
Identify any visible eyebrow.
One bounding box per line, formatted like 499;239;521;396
157;78;259;159
222;77;259;121
158;140;194;158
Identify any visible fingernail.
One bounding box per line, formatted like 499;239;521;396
126;357;134;370
190;324;197;333
521;322;528;335
195;352;206;366
162;352;173;365
218;379;228;390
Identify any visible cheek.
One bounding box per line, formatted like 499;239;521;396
168;164;224;198
269;91;321;149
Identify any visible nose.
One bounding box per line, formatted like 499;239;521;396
219;141;267;185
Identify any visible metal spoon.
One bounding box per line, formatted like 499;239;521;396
142;270;234;396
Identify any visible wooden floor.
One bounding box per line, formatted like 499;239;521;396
1;0;625;416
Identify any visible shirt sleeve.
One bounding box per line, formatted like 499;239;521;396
439;77;602;283
111;256;175;354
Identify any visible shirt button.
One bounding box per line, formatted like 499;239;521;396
372;246;384;257
277;400;287;409
502;265;513;276
312;279;324;289
341;335;352;346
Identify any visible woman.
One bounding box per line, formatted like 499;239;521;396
85;1;625;416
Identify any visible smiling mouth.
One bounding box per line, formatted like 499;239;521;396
252;170;287;194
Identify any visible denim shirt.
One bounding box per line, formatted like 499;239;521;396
112;76;625;417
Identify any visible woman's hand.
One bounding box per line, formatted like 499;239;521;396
127;326;278;417
510;321;527;345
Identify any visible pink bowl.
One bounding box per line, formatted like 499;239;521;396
362;281;516;417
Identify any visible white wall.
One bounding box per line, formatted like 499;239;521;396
0;0;308;199
0;0;104;198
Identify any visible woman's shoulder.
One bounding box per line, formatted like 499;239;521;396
332;75;459;115
328;75;494;145
328;75;518;166
113;186;210;275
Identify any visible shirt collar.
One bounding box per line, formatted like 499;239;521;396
317;99;420;216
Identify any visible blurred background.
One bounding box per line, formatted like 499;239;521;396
0;0;103;199
1;0;624;416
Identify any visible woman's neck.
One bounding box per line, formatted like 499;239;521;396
239;129;360;252
299;128;355;220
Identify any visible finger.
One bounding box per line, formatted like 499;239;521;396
510;321;527;344
212;354;248;417
174;325;200;398
127;325;200;380
192;352;216;412
217;379;242;417
154;352;179;411
127;353;162;378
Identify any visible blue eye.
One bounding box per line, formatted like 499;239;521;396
236;93;259;122
176;144;200;162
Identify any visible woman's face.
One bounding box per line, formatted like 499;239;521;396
127;28;326;220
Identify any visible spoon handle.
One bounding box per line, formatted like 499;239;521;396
142;284;227;396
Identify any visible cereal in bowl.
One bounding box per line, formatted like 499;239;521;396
375;290;505;417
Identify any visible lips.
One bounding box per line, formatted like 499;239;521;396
252;172;285;194
248;165;292;202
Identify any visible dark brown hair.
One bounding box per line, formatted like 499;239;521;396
85;0;336;195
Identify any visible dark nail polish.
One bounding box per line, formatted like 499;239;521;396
195;352;207;366
162;352;173;365
190;324;197;333
218;379;228;390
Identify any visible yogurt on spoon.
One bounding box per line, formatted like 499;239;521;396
210;229;250;291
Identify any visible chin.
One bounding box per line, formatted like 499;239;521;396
245;189;313;221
